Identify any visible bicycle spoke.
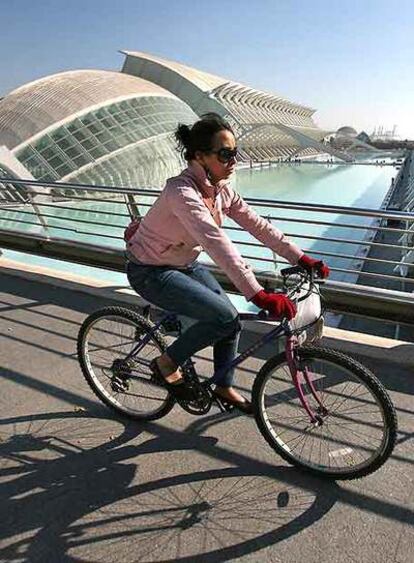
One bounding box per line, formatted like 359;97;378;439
79;310;171;419
257;349;395;478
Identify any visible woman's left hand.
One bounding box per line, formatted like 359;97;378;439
298;254;330;279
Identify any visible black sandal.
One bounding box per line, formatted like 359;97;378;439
212;389;253;415
150;359;194;401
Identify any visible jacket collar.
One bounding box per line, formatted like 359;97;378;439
184;161;228;198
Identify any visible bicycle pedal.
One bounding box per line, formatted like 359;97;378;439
214;396;234;413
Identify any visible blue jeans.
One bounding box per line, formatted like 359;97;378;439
126;260;241;387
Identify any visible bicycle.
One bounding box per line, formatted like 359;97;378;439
77;265;397;480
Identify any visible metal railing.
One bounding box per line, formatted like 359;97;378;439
1;176;414;325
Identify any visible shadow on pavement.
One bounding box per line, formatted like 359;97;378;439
1;271;413;560
0;410;337;562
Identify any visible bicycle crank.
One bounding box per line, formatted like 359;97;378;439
177;383;213;415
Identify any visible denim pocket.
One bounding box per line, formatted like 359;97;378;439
126;262;154;291
127;262;175;304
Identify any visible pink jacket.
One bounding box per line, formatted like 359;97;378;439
127;161;303;300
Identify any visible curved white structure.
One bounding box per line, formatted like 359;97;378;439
121;50;346;161
0;69;198;192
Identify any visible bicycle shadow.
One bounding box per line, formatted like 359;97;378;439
0;409;338;562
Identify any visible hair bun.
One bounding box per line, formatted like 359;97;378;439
175;124;192;148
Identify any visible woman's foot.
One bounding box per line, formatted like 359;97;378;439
213;386;253;415
154;353;183;384
214;386;247;403
150;355;193;401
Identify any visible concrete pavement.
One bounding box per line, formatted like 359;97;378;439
0;266;413;562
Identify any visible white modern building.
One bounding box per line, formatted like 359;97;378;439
0;69;198;200
121;50;348;161
0;52;352;204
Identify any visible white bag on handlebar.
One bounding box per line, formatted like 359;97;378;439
289;282;323;343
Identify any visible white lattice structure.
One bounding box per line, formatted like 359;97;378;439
121;50;351;161
0;70;198;195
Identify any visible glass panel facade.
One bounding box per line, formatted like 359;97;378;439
16;96;196;186
57;133;183;197
0;166;29;204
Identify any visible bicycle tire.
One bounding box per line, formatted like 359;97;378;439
77;306;175;421
252;346;397;480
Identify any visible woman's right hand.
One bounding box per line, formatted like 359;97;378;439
251;290;297;320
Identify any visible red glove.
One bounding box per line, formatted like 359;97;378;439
298;254;330;279
251;290;297;320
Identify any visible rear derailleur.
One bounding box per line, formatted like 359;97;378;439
110;358;133;393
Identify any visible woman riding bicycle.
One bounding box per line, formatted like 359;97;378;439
126;113;329;414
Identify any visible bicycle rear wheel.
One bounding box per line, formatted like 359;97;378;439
77;306;175;420
252;346;397;480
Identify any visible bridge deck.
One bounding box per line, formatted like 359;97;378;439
0;267;413;562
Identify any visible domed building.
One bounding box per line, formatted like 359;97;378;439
0;69;198;198
331;125;375;155
331;125;373;152
0;55;353;204
336;126;358;137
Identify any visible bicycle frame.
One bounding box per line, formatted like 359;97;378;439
209;312;286;385
285;335;325;424
124;309;322;423
122;311;285;372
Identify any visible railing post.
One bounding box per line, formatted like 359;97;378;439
124;193;141;220
27;193;49;236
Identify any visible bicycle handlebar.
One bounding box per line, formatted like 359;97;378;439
280;264;324;283
280;265;303;277
254;265;324;322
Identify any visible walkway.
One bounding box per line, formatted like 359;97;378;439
0;267;413;562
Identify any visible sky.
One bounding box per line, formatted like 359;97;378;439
2;0;414;138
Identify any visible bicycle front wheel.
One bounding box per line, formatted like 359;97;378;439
252;346;397;480
77;306;175;421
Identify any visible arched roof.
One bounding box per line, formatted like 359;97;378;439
337;126;358;137
121;50;227;92
121;50;315;120
0;69;177;149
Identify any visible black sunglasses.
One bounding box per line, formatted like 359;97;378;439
210;147;238;163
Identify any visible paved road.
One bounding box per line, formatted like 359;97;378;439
0;271;413;562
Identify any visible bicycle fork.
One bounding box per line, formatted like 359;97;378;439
285;336;327;425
